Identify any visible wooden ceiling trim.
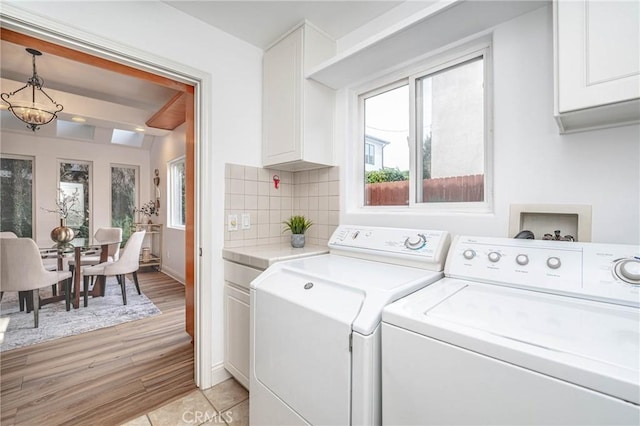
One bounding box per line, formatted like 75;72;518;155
146;91;187;130
1;28;193;93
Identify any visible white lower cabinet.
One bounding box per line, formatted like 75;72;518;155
224;261;263;389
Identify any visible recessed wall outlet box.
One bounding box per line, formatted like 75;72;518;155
509;204;592;242
241;213;251;229
228;214;238;231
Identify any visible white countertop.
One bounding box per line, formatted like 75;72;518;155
222;243;329;270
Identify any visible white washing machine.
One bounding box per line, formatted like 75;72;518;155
250;225;451;425
382;236;640;425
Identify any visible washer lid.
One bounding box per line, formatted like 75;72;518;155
252;254;444;334
383;279;640;404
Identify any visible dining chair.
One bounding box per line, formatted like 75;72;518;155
68;227;123;274
0;231;39;311
0;238;73;327
81;230;146;306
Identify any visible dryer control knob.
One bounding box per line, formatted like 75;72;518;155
516;254;529;266
547;256;561;269
614;259;640;284
488;252;501;263
463;249;476;260
404;234;426;250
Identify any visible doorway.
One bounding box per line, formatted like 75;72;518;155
0;26;204;383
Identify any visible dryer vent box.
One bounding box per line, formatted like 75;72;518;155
509;204;592;242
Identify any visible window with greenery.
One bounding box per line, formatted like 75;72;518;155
0;155;33;237
168;156;186;229
59;160;91;238
360;46;490;209
111;165;138;243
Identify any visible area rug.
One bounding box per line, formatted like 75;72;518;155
0;276;161;352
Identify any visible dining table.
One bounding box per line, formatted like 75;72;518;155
38;236;122;309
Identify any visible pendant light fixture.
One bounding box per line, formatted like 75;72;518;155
1;48;63;131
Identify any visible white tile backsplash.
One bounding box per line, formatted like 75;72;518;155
225;163;340;247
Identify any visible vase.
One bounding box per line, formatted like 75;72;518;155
291;234;305;248
50;218;75;244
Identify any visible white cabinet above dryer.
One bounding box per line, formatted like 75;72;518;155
554;0;640;133
262;22;336;171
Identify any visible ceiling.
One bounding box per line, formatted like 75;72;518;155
1;1;408;139
165;1;404;49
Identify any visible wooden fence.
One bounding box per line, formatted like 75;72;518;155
365;174;484;206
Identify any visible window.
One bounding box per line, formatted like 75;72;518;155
0;155;34;237
111;165;138;243
59;160;91;238
364;143;375;165
359;45;491;210
168;156;186;229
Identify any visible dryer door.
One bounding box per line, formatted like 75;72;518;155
254;269;365;425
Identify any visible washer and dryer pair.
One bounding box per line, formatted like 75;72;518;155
250;226;640;425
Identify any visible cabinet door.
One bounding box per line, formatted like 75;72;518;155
557;0;640;112
224;284;250;389
263;27;303;166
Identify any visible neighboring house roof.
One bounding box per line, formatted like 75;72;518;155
365;134;390;148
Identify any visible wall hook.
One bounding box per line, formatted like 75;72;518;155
273;174;280;189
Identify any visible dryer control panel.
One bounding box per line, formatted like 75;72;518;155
445;236;640;307
328;225;450;271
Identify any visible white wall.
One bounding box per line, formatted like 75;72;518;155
0;129;151;243
4;0;263;386
340;5;640;245
150;123;186;284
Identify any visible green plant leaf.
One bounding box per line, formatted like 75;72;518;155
282;215;313;234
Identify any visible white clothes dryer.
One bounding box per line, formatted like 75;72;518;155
382;236;640;425
250;225;451;425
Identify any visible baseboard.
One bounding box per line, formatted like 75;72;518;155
208;362;232;389
160;265;185;285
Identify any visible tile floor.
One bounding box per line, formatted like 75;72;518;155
121;378;249;426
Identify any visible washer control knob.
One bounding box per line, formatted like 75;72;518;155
488;252;501;263
404;234;426;250
516;254;529;266
614;259;640;285
463;249;476;260
547;256;562;269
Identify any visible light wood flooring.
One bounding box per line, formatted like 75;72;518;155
0;271;195;426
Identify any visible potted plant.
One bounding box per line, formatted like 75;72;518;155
282;215;313;248
42;188;82;243
134;200;158;224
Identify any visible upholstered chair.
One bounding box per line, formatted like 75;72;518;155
81;230;145;306
0;231;49;310
68;227;123;274
0;238;73;327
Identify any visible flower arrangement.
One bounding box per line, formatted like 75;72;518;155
135;200;158;218
42;188;81;220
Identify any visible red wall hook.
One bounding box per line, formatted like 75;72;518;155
273;174;280;189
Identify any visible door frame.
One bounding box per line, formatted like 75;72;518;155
1;6;214;388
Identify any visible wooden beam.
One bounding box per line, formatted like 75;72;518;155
146;92;187;130
1;28;192;93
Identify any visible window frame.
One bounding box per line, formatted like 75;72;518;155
167;155;186;230
0;154;35;237
57;158;93;238
364;142;375;165
110;163;139;243
352;40;494;214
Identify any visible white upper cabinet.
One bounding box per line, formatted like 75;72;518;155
554;0;640;133
262;23;336;170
